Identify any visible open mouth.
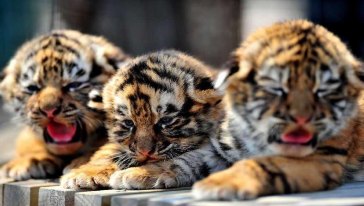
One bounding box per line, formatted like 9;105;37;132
281;127;314;145
44;120;85;144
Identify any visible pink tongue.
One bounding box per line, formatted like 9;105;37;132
46;121;77;143
282;128;313;144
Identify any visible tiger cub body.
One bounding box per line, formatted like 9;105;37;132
60;50;225;189
193;20;364;200
0;30;129;180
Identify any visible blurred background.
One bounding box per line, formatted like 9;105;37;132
1;0;364;68
0;0;363;162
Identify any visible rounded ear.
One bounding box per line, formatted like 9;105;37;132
88;36;130;74
213;57;240;90
185;74;223;106
346;61;364;89
213;53;256;92
88;87;104;111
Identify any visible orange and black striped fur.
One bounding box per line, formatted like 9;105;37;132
0;30;129;180
193;20;364;200
60;50;225;189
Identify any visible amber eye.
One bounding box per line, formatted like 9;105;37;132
23;85;40;94
122;119;134;128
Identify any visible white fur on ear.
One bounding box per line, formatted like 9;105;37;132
89;89;101;100
87;88;104;110
213;69;230;90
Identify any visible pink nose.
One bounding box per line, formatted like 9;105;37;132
42;108;57;118
138;150;153;157
293;116;310;125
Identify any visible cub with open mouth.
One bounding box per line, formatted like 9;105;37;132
193;20;364;200
0;30;129;180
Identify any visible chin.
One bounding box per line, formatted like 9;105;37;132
269;143;315;157
46;142;84;155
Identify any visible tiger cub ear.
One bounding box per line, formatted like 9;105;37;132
88;87;104;111
213;55;249;90
214;58;239;90
88;36;130;73
347;61;364;89
186;75;223;107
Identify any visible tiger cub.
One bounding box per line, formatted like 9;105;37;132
193;19;364;200
0;30;129;180
60;50;224;189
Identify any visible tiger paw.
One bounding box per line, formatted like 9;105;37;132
192;160;267;200
61;165;115;189
109;166;177;189
0;156;61;180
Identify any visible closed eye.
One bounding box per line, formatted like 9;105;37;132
257;76;286;96
263;87;285;96
158;116;175;128
316;89;331;97
316;83;342;97
23;85;40;94
64;82;88;92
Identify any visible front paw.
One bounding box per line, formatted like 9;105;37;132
109;166;177;189
61;165;116;190
0;156;61;180
192;160;267;200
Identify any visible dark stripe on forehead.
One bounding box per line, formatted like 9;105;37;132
119;75;135;91
24;40;51;60
128;91;152;116
51;32;81;45
151;67;179;82
131;62;173;92
41;40;52;50
25;37;81;61
131;61;148;72
128;92;151;103
57;44;80;58
312;41;335;63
